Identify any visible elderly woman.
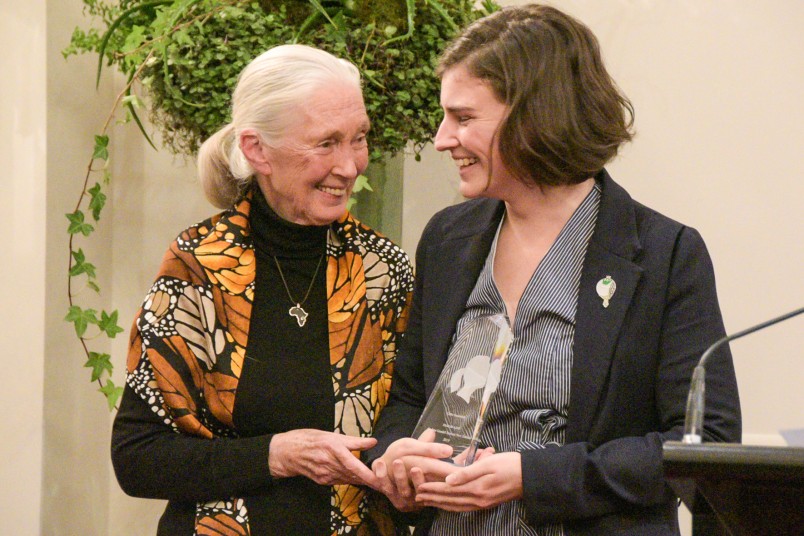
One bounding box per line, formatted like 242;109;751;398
366;5;741;535
112;44;413;535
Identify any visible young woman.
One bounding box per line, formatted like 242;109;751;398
367;5;741;535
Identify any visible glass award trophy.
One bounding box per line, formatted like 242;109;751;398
412;313;514;466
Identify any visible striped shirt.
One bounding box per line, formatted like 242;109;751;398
430;183;601;536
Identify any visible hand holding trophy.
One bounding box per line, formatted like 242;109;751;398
412;313;514;466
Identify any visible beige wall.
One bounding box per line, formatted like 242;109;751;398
2;0;801;533
1;1;47;534
41;1;117;534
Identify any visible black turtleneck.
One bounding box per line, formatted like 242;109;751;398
233;185;333;534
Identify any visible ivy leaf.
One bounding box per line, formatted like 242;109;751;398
93;134;109;160
71;247;86;265
69;248;97;279
149;4;174;36
98;310;125;338
121;24;146;55
85;352;113;382
173;28;193;47
87;280;101;293
66;211;94;237
352;174;373;193
64;305;99;337
99;380;124;411
87;182;107;221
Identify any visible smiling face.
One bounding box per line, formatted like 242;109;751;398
434;64;514;199
246;81;370;226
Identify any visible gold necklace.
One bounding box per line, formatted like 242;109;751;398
272;254;325;327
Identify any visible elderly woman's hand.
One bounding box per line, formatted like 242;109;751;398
268;429;379;487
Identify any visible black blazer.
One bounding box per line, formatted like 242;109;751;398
368;170;741;535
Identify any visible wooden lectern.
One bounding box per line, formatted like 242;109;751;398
663;441;804;535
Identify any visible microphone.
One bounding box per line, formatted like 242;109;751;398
682;306;804;444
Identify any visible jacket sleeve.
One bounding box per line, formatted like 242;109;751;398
112;381;275;502
111;257;275;502
364;220;435;465
520;226;741;525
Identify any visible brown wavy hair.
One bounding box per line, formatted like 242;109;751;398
437;4;634;186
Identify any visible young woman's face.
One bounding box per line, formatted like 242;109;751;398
434;64;514;199
253;82;370;226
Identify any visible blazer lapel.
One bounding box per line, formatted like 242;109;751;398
568;172;643;442
422;200;504;395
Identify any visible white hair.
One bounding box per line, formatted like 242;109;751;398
197;44;362;208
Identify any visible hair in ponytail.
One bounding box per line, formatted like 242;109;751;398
197;124;242;208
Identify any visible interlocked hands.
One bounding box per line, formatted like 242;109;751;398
368;429;521;512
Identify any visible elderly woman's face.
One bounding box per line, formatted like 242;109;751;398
434;64;513;199
256;82;370;226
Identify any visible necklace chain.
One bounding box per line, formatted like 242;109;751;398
272;254;325;327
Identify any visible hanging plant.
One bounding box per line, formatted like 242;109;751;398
62;0;500;409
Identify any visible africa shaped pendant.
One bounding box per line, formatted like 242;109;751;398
289;304;309;327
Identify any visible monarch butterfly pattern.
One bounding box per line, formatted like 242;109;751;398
126;192;413;535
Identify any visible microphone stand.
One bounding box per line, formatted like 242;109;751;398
682;306;804;444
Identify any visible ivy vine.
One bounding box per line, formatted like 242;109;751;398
63;0;499;410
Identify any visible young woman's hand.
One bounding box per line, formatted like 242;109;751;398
412;451;523;511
